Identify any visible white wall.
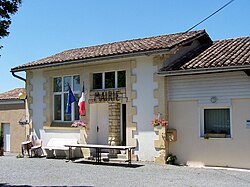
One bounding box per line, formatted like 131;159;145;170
133;56;158;161
40;129;80;146
30;70;46;138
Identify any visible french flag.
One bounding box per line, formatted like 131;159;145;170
78;85;85;116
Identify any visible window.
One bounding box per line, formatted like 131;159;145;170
105;72;115;88
93;73;102;89
53;75;80;122
202;108;231;138
93;70;126;89
118;71;126;88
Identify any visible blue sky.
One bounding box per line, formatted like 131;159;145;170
0;0;250;93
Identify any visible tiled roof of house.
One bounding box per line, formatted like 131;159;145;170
11;30;209;72
160;36;250;74
0;88;26;101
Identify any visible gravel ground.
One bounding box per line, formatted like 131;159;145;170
1;154;250;187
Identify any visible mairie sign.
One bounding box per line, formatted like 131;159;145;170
89;89;126;103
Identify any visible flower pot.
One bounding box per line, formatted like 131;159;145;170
206;133;226;138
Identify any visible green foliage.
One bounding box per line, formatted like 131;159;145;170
16;153;23;158
0;0;22;48
166;154;177;165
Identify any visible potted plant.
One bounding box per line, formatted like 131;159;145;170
151;117;168;127
166;154;177;165
0;131;4;156
71;121;87;128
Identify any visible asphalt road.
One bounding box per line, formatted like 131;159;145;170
1;154;250;187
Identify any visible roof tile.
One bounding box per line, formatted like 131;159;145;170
0;88;26;101
11;30;208;71
161;36;250;72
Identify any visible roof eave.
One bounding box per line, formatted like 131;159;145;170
11;48;173;73
158;65;250;76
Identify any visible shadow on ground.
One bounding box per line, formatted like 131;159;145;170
72;159;144;168
0;184;93;187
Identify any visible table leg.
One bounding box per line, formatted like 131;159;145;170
128;149;131;165
69;146;72;160
95;148;99;163
98;148;101;163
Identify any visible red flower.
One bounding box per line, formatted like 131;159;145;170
151;117;168;127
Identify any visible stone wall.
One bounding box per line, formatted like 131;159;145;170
108;103;121;147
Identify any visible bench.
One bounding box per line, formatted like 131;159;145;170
43;138;78;159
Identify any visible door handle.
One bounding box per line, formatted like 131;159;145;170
97;126;99;132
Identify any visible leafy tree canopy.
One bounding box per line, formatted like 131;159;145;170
0;0;22;48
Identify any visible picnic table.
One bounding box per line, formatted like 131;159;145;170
64;144;136;165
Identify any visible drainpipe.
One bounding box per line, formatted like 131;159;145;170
12;71;30;138
11;71;26;82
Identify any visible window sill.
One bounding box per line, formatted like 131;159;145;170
44;126;80;131
203;133;231;139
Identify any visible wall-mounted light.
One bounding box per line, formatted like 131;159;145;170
210;96;217;103
18;92;29;125
18;92;27;100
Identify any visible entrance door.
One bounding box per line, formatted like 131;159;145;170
89;103;109;145
97;103;109;144
3;123;10;152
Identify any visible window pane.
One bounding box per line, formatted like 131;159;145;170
74;94;80;120
93;73;102;89
204;109;230;135
73;75;80;91
64;93;71;121
53;77;62;92
105;72;115;89
64;76;71;92
54;95;61;120
118;71;126;88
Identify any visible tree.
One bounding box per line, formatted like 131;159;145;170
0;0;22;48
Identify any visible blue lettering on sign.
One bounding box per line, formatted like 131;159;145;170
246;120;250;128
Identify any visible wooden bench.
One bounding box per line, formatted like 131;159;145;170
64;144;136;165
43;138;78;158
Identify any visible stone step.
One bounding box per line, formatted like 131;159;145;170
117;154;127;159
94;152;138;161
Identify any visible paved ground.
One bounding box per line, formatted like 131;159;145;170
1;154;250;187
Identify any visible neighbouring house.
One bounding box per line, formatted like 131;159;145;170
10;30;250;168
159;36;250;168
0;88;26;153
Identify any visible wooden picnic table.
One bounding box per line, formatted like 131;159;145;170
64;144;136;165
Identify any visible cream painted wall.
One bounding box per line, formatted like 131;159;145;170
133;56;158;161
28;56;162;161
169;99;250;169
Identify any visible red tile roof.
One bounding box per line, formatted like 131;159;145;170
11;30;209;72
160;36;250;74
0;88;26;101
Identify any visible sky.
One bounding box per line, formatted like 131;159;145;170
0;0;250;93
